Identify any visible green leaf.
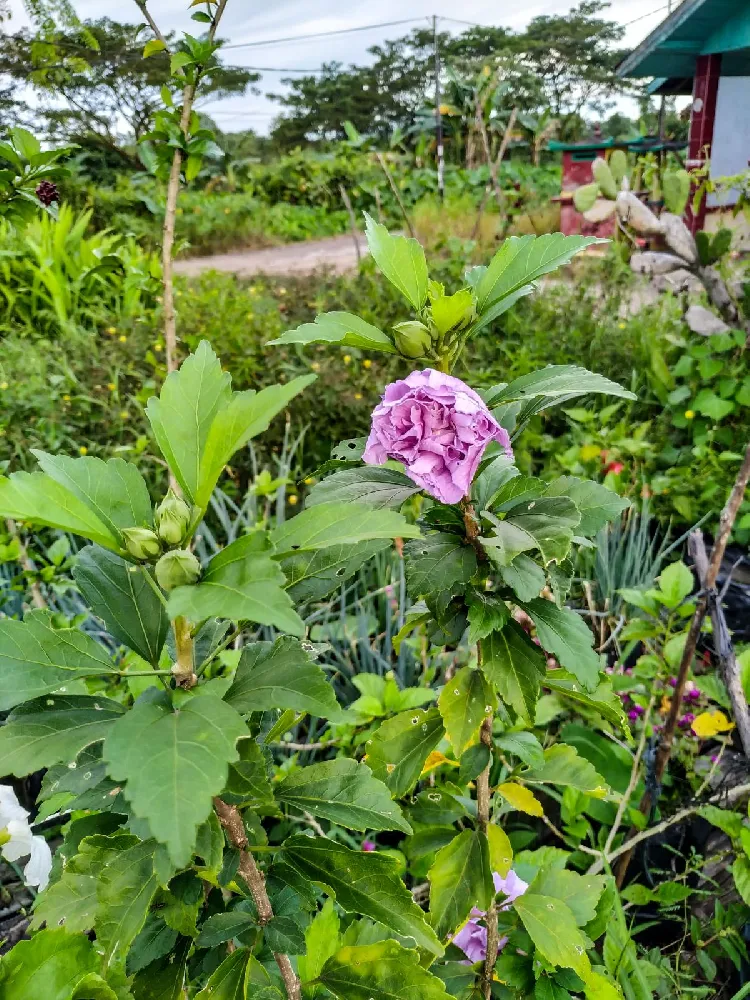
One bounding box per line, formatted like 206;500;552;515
438;666;494;756
271;502;417;557
95;835;159;964
131;937;190;1000
193;948;269;999
0;928;99;999
168;532;304;635
656;561;694;609
33;452;152;542
366;707;445;798
282;539;391;603
0;609;116;712
266;913;306;955
476;235;606;314
298;898;340;983
196;374;315;508
694;388;734;422
276;758;412;833
223;737;274;808
0;694;124;776
143;38;167;57
364;213;429;311
428;829;492;938
146;340;231;504
530;869;606;926
0;471;119;550
195;909;256;948
482;622;546;723
504;497;580;565
73;546;169;666
404;532;476;600
481;521;537;567
467;590;510;643
268;311;396;353
520;599;600;691
523;744;609;798
104;689;247;866
308;467;420;509
544;671;627;730
514;893;591;978
318;941;451;999
487;475;546;513
543;477;629;537
224;637;343;720
281;836;442;955
497;554;546;602
128;915;178;974
495;730;545;768
697;804;744;841
485;365;636;409
733;856;750;906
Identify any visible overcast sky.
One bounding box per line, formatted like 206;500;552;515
7;0;674;133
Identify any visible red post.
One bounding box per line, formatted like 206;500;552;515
686;53;721;233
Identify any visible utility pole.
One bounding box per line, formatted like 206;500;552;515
433;14;444;201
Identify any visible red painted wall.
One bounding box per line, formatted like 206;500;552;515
687;53;722;232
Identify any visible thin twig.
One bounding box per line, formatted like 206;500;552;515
603;693;656;860
214;798;301;1000
339;183;361;264
375;152;415;238
476;713;498;1000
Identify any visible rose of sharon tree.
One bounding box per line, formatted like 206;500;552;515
0;219;634;999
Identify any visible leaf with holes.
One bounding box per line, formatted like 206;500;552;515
366;707;445;798
467;590;510;643
504;497;580;565
276;758;412;833
514;892;591;978
497;554;547;602
438;666;494;757
308;467;420;509
282;539;391;603
318;941;452;1000
520;599;600;691
523;744;609;798
544;477;629;537
530;869;607;926
428;829;492;938
481;622;546;723
271;502;418;557
404;532;476;601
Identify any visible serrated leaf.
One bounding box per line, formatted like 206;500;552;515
697;804;744;840
168;531;304;635
73;546;169;666
280;835;442;954
520;599;600;691
32;452;152;543
131;936;190;1000
104;689;247;866
193;947;271;999
514;892;591;977
282;539;391;603
195;909;256;948
0;471;118;550
544;477;629;537
485;365;635;409
428;829;492;938
319;941;451;999
544;671;627;730
223;738;274;808
0;609;116;711
266;913;306;955
531;869;606;926
495;730;545;768
504;497;580;564
0;695;124;776
271;502;417;557
404;532;476;601
94;835;159;964
308;467;420;509
497;781;544;816
657;560;694;609
268;311;396;353
497;554;546;602
482;621;546;723
0;928;99;999
146;340;231;504
196;374;315;508
481;521;537;567
467;591;510;643
523;744;609;797
224;636;343;720
366;707;445;798
364;213;429;310
733;856;750;905
128;915;178;975
276;758;412;833
298;897;340;983
438;666;494;757
487;475;546;513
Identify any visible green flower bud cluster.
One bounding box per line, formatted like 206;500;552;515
155;549;201;592
391;280;477;363
121;527;162;561
155;488;192;546
122;489;202;592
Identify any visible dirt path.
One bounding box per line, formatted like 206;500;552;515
174;233;368;279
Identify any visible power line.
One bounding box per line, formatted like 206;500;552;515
222;17;427;51
622;4;672;28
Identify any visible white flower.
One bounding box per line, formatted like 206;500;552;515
0;785;52;891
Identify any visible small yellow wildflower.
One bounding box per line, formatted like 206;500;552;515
155;343;163;352
119;335;127;343
311;362;320;372
684;409;695;420
0;382;7;390
354;392;363;400
363;359;372;369
304;477;315;485
106;326;117;335
79;446;88;455
120;410;128;420
580;443;601;462
618;322;626;329
107;382;116;391
62;394;71;402
343;354;352;364
287;494;298;505
278;287;287;295
224;208;231;215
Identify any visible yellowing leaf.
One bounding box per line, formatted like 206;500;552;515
487;824;513;877
421;751;459;775
143;38;166;57
691;710;735;738
580;444;602;462
497;781;544;817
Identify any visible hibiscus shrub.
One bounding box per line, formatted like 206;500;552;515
0;221;638;998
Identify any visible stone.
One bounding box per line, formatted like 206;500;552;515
685;304;730;336
630;252;685;275
653;269;704;296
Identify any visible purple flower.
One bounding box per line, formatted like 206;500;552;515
628;710;639;721
679;713;696;728
452;870;528;963
361;840;376;852
363;369;513;505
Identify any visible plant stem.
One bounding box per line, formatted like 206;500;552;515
214;798;302;1000
614;442;750;886
476;712;498;999
172;615;196;688
375;151;416;238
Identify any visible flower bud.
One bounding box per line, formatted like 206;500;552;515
392;321;433;360
155;488;191;545
122;527;162;561
155;549;201;591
